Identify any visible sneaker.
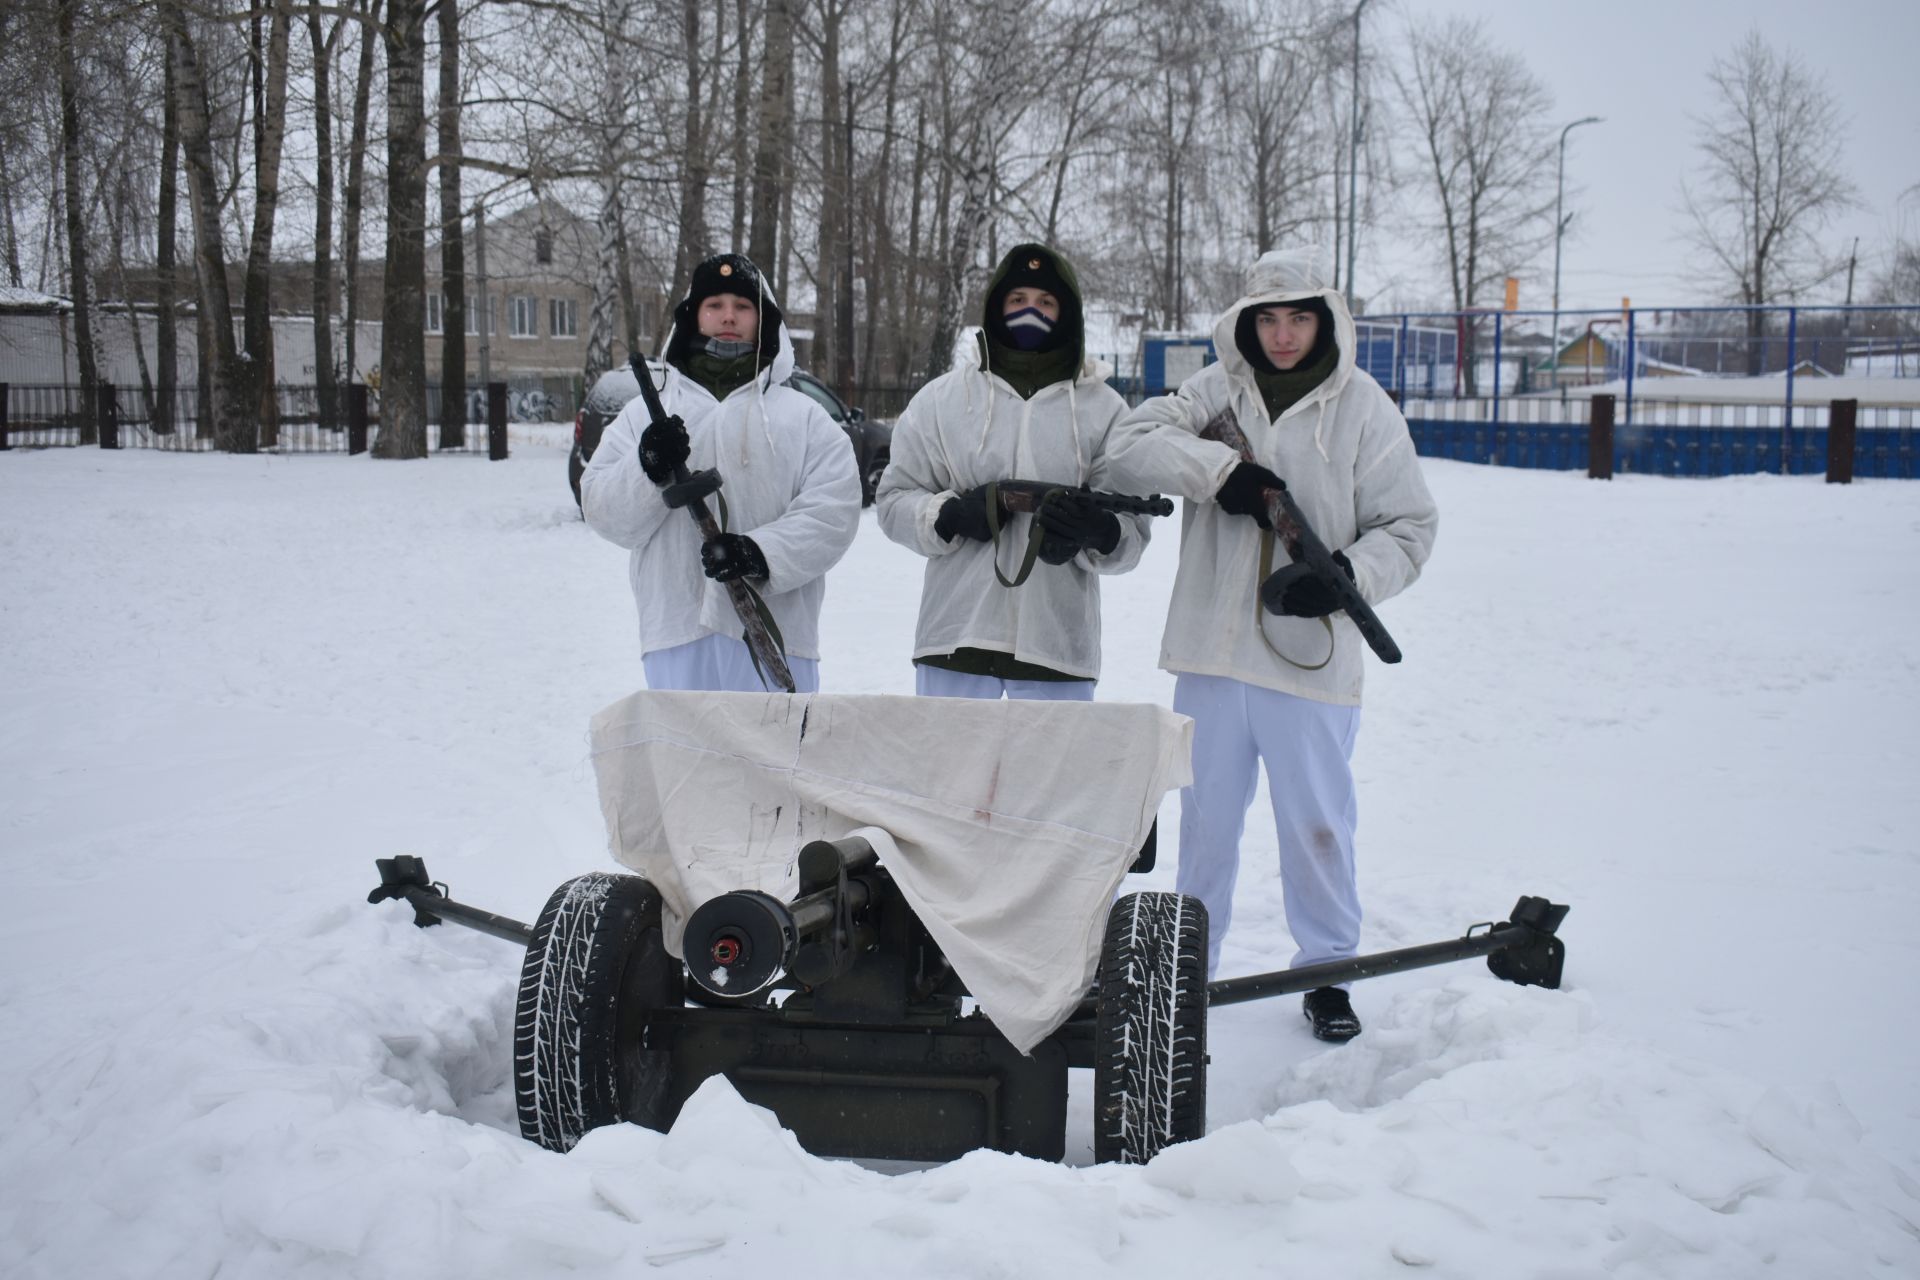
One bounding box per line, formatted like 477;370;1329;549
1303;986;1361;1043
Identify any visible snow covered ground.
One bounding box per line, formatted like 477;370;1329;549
2;432;1916;1278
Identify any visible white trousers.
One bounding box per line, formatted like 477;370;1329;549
643;633;821;694
1173;673;1361;978
915;665;1096;701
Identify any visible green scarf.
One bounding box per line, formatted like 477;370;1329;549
979;332;1078;400
684;349;761;401
1251;341;1339;421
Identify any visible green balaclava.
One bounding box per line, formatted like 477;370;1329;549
978;244;1085;399
1236;296;1339;421
666;253;780;400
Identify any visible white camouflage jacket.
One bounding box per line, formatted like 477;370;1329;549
1102;247;1438;706
580;317;861;663
875;339;1150;681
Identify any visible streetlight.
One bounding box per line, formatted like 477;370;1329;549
1551;115;1602;382
1344;0;1372;310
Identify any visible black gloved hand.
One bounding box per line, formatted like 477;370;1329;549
1269;550;1355;618
700;533;769;583
1035;489;1122;564
1215;462;1285;528
640;415;690;484
933;485;997;543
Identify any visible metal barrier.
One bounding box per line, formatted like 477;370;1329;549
0;381;536;455
1402;393;1916;480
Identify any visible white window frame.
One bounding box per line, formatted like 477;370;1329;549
509;294;538;339
426;292;444;334
548;296;578;339
464;297;495;336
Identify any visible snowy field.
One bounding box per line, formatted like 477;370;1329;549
2;431;1917;1278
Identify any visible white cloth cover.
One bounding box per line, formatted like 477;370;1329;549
588;690;1194;1054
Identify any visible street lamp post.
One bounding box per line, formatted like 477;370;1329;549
1551;116;1602;385
1344;0;1371;310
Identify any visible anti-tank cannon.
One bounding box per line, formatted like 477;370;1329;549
368;691;1571;1165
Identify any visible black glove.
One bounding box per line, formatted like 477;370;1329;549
700;533;769;583
1268;550;1355;618
1035;489;1122;564
639;415;690;484
933;485;997;543
1215;462;1285;528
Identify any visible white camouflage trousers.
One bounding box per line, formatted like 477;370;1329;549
1173;672;1362;979
914;666;1096;701
643;633;821;693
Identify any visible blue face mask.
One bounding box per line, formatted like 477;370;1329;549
1001;306;1055;351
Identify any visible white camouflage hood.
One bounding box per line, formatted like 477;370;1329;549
1210;245;1358;430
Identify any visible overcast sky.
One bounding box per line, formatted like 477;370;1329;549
1357;0;1919;312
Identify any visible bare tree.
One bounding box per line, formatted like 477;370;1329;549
56;0;103;443
919;0;1034;380
1682;30;1859;370
374;0;430;459
436;0;466;447
342;0;380;392
747;0;793;280
242;0;293;448
1222;1;1332;256
161;0;252;451
1394;14;1554;391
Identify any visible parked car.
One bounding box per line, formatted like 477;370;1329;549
569;361;891;508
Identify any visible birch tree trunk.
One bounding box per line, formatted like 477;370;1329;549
343;0;378;389
162;1;252;452
671;0;710;291
57;0;101;445
244;0;292;448
921;0;1026;383
747;0;792;275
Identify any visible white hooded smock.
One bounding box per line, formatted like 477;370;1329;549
580;308;861;662
875;340;1150;681
1103;247;1438;706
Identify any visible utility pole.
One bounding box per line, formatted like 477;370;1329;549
1343;0;1371;310
472;201;492;394
1551;116;1602;387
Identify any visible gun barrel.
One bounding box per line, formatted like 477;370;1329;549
685;876;878;999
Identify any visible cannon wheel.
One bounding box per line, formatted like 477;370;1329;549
1093;891;1209;1164
514;872;683;1152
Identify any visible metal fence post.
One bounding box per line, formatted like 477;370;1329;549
1826;398;1856;485
1623;308;1636;429
100;384;120;450
487;381;508;460
0;383;9;450
1588;393;1614;480
347;383;368;455
1783;306;1798;475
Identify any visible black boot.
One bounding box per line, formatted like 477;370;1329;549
1303;986;1361;1043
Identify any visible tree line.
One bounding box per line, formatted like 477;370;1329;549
0;0;1896;453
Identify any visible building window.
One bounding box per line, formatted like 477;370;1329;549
509;295;538;338
464;297;495;336
549;296;578;338
535;226;553;266
426;292;444;334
